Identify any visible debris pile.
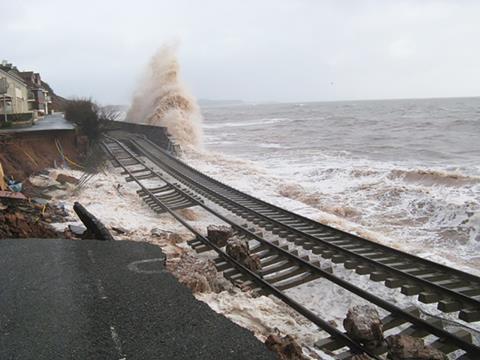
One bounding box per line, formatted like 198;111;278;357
265;333;307;360
0;201;63;238
226;237;262;272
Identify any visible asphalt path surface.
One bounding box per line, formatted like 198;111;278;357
0;114;74;133
0;239;275;359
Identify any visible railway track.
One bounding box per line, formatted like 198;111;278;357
102;135;480;359
127;135;480;326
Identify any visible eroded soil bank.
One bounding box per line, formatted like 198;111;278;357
0;130;86;181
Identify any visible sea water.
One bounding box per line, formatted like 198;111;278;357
187;97;480;273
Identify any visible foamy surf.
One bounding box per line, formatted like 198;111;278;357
182;100;480;276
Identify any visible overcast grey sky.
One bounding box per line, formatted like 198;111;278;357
1;1;479;104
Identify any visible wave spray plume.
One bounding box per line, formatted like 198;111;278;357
127;44;203;149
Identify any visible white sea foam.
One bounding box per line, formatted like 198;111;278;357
183;148;480;275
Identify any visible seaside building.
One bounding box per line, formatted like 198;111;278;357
0;64;29;115
0;60;56;118
18;71;52;115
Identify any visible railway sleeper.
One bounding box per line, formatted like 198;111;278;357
429;328;472;356
385;277;406;289
437;299;464;313
120;159;142;167
418;292;441;304
275;272;321;291
293;238;312;246
137;185;171;195
264;266;306;284
292;226;317;232
458;287;480;297
459;308;480;322
344;260;359;269
149;202;196;214
402;267;435;276
398;317;443;338
401;284;423;296
418;273;454;283
260;260;294;276
121;168;151;176
331;254;347;264
260;255;283;267
355;265;372;275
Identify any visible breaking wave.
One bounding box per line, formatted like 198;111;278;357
127;44;203;148
388;169;480;187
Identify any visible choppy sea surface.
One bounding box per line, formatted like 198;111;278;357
188;97;480;272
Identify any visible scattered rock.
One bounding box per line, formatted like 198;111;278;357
226;237;262;272
56;173;79;185
226;237;250;259
243;253;262;272
344;305;383;350
265;334;307;360
207;224;233;247
386;335;447;360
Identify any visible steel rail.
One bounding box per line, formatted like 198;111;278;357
104;135;480;357
129;135;480;320
136;135;480;284
100;136;380;359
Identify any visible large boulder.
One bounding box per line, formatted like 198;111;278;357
344;305;383;349
265;334;306;360
207;224;232;247
386;335;447;360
